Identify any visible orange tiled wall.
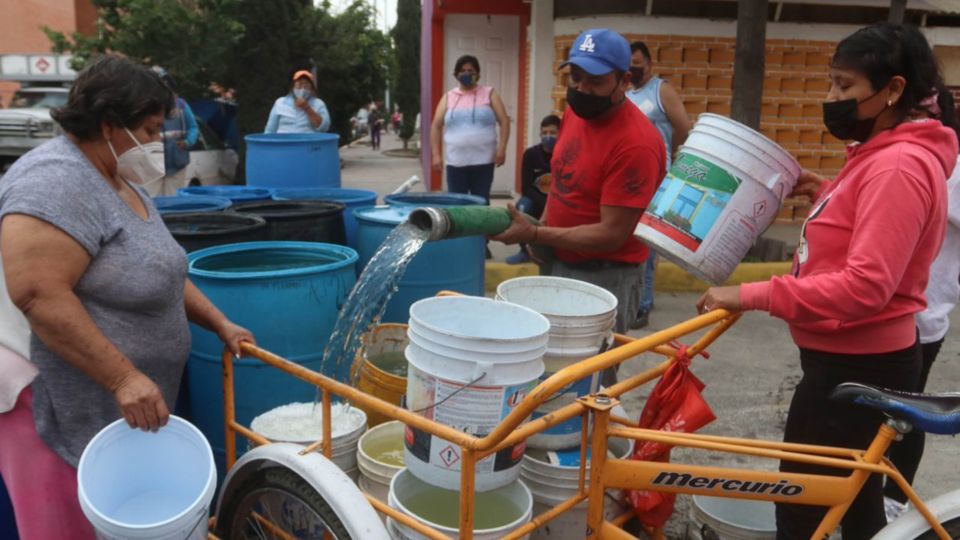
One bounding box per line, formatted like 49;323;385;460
553;34;851;221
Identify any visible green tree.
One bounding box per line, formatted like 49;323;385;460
391;0;420;149
45;0;392;147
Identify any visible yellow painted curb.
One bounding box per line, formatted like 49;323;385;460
484;261;792;293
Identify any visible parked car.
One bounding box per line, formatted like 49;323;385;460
184;118;239;186
0;87;68;170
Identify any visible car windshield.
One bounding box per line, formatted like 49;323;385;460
9;91;68;109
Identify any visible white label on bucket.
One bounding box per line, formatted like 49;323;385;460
641;152;741;254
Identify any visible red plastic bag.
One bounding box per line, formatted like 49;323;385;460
627;343;716;528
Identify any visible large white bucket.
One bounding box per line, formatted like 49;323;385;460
404;296;549;491
520;438;634;540
635;113;800;285
495;276;617;449
77;416;216;540
685;496;776;539
387;468;533;540
251;402;367;481
357;420;405;504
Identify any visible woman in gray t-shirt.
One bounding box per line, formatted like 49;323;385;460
0;56;254;539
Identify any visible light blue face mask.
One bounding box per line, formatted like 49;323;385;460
293;88;310;100
541;135;557;152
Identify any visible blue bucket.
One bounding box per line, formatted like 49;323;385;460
384;191;486;208
273;188;378;248
176;186;273;203
354;206;484;323
153;196;232;215
186;241;357;476
245;133;341;190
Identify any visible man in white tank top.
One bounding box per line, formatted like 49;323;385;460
626;41;693;328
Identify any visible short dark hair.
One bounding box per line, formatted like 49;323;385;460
540;114;561;129
630;41;652;61
454;55;480;75
832;22;958;137
52;55;173;141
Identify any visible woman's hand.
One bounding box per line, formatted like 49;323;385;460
791;169;826;200
696;286;742;314
495;147;507;167
295;97;309;110
216;320;256;357
112;370;169;432
490;203;536;245
431;154;443;172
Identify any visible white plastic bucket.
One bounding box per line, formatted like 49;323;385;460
686;496;776;539
520;438;633;540
635;113;800;285
387;468;533;539
77;416;216;540
404;296;549;491
357;420;405;504
496;276;617;449
251;402;367;480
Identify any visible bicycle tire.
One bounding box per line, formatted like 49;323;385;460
914;516;960;539
216;466;353;540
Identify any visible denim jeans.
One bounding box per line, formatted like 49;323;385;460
639;251;656;313
446;163;495;204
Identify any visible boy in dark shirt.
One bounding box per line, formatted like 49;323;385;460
506;114;561;264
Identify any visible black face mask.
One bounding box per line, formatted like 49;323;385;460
629;67;645;86
566;86;619;120
822;90;887;142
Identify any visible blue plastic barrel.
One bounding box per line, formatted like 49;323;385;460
384;191;486;208
354;205;484;323
186;241;357;477
176;186;273;203
153;195;232;215
273;188;377;248
245;133;341;190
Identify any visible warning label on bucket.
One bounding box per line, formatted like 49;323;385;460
640;152;741;252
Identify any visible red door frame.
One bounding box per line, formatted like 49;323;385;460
428;0;530;192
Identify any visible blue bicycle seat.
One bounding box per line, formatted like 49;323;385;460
830;383;960;435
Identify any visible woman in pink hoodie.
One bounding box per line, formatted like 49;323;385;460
698;23;959;539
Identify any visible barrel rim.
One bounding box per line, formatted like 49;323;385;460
384;191;486;207
272;187;378;203
187;241;358;279
231;199;348;219
162;212;267;237
244;132;340;143
353;205;411;225
177;186;274;201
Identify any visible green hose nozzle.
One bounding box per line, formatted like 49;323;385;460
408;206;514;241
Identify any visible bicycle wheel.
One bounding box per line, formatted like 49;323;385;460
914;516;960;539
216;466;353;540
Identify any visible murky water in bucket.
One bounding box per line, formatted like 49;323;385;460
318;222;427;395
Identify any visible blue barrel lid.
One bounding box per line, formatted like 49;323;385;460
384;191;485;208
153;195;232;214
273;187;378;205
177;186;273;202
187;241;357;279
245;133;340;144
353;205;412;226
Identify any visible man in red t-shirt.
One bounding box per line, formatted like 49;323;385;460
495;28;666;337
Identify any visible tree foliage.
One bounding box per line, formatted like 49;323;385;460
45;0;392;144
391;0;420;147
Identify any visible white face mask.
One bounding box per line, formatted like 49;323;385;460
107;128;165;186
293;88;310;100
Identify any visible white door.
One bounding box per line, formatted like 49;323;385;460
444;14;520;197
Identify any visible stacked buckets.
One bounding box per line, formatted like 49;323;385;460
387;295;551;539
635;113;801;284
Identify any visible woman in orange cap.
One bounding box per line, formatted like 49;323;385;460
265;69;331;133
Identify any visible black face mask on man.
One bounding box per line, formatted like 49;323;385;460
566;85;620;120
822;89;888;142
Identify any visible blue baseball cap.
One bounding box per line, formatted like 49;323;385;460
560;28;631;76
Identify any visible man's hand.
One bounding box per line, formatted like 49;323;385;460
490;203;537;245
696;286;742;314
